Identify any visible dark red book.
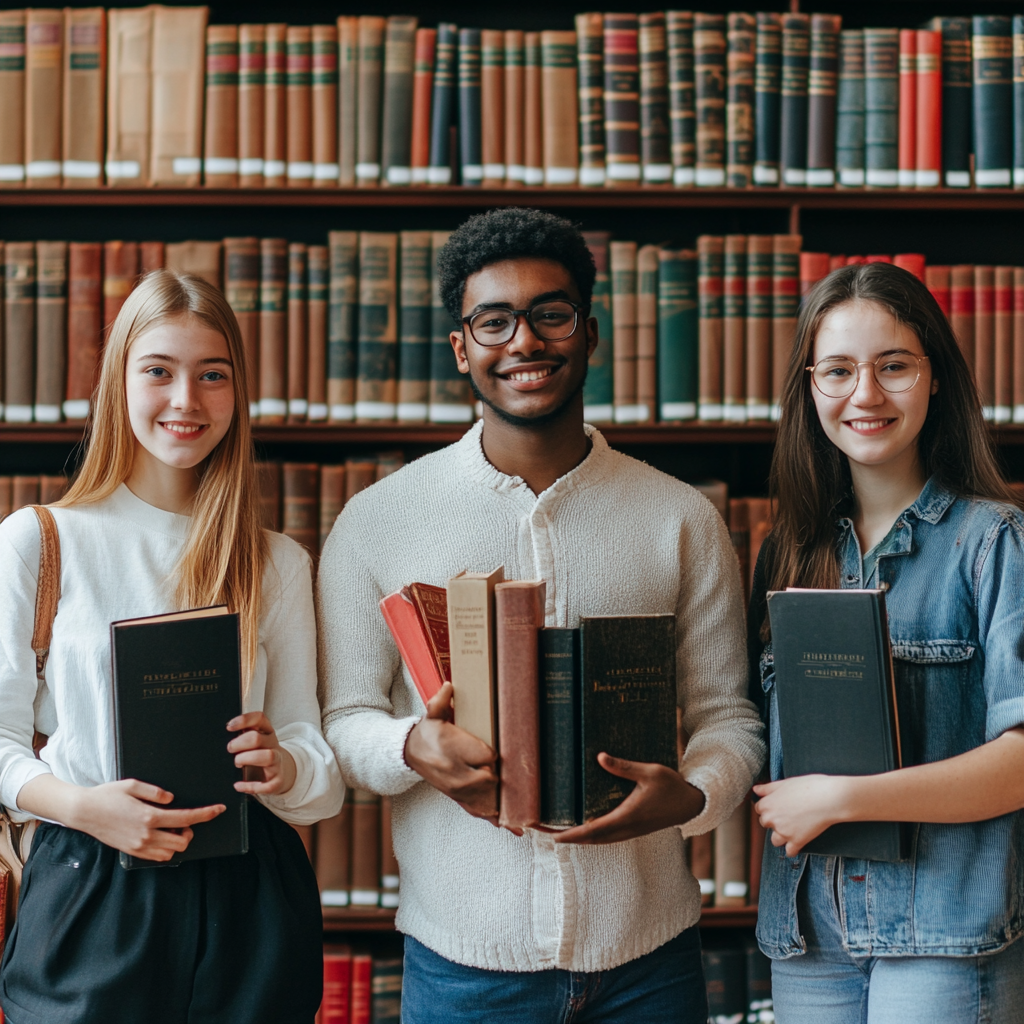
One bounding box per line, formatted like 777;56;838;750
321;945;352;1024
897;29;916;187
350;952;372;1024
893;253;926;282
915;29;942;187
799;252;830;299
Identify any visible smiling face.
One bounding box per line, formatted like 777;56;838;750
450;257;598;427
810;299;938;472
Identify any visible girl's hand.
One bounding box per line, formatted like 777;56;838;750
227;712;297;796
753;775;852;856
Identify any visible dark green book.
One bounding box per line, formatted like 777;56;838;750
973;15;1012;188
657;247;698;421
396;230;432;422
355;232;398;422
540;628;580;828
836;29;865;187
928;17;972;188
327;231;358;421
428;230;472;422
457;28;482;186
753;12;781;185
864;28;898;187
582;230;613;422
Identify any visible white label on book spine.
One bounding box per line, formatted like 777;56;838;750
63;160;101;177
33;404;61;422
724;404;747;422
349;889;380;906
660;401;696;420
613;403;648;423
838;167;865;187
355;162;380;179
397;402;428;421
263;159;286;177
916;169;940;188
607;161;640;180
696;166;726;186
723;881;748;899
506;163;527;182
380;892;400;908
205;157;239;174
462;163;483;182
288;398;308;416
307;402;328;421
583;403;614;422
782;167;806;186
753;164;778;185
897;169;916;187
945;170;970;188
5;405;33;423
381;874;399;889
259;397;287;417
249;400;259;417
770;402;782;421
314;163;339;180
524;166;545;184
386;165;412;184
994;405;1011;423
172;157;201;175
1014;404;1024;423
428;403;474;423
545;166;577;185
483;163;505;179
427;165;452;184
643;162;672;182
746;401;771;420
806;168;834;186
354;401;396;420
287;161;314;179
411;166;429;183
698;878;716;895
0;163;25;181
240;157;264;175
865;168;898;187
579;165;606;186
105;160;140;179
328;403;355;421
27;160;61;177
1015;168;1024;187
697;403;723;421
63;398;90;419
982;405;995;422
320;889;350;907
976;168;1011;187
674;165;696;186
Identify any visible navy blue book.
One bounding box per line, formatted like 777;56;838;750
427;23;458;184
928;17;972;188
973;16;1013;188
540;628;580;827
457;28;482;186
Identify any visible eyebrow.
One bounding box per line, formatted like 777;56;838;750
820;348;919;361
136;353;232;366
465;289;575;316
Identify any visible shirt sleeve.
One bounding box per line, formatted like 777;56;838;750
256;541;346;825
674;496;766;838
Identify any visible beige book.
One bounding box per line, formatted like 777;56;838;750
262;22;285;185
106;6;153;186
0;10;27;188
713;798;750;907
540;29;578;186
285;25;311;186
165;240;221;288
355;15;384;187
237;23;263;186
610;240;639;421
447;567;504;750
33;239;66;421
203;23;238;186
636;243;659;422
337;15;357;186
25;8;63;187
62;7;105;187
503;30;524;184
311;24;337;186
149;4;208;186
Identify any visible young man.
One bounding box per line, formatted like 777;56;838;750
317;208;764;1023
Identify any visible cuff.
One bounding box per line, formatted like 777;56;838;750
7;759;54;820
393;715;425;789
676;763;721;839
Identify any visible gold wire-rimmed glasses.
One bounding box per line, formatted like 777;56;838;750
806;353;930;399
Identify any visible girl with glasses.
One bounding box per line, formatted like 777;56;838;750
749;261;1024;1023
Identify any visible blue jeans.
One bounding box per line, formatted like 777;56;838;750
771;856;1024;1024
400;927;707;1024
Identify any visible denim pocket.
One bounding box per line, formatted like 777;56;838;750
892;639;975;664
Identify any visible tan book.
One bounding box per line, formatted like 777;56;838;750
139;239;163;273
311;24;337;186
64;241;101;420
307;243;328;420
713;798;750;907
102;239;138;332
447;567;504;751
25;8;63;187
770;233;801;418
33;239;66;422
202;23;238;186
480;29;504;186
4;242;35;422
636;242;659;422
285;25;312;187
223;236;260;415
314;806;352;905
165;241;221;288
237;24;264;186
356;16;385;187
503;30;525;185
318;463;344;550
258;237;287;421
0;477;11;519
610;240;639;421
61;7;105;187
286;242;307;421
149;5;207;186
541;30;578;186
262;23;285;185
348;789;380;906
523;32;543;185
337;15;358;187
0;10;27;188
106;6;152;186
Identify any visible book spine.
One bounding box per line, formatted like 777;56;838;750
636;243;658;421
282;462;319;557
638;13;670;184
836;30;865;187
349;789;381;906
713;799;750;907
610;240;638;421
690;831;714;905
973;16;1013;188
457;28;482;187
25;9;62;188
285;26;312;187
356;17;385;187
102;240;138;333
541;30;579;187
259;238;287;422
697;234;724;420
337;16;358;187
694;13;726;187
64;241;101;420
806;14;840;187
657;247;697;420
62;8;105;189
315;808;352;907
704;950;747;1021
666;10;695;186
312;25;338;187
287;243;308;421
995;265;1013;423
916;30;942;188
1015;267;1024;421
539;628;580;827
396;230;432;421
729;498;750;601
350;952;372;1024
0;10;26;187
603;13;640;185
1016;17;1024;187
575;13;604;186
380;15;417;186
582;230;613;421
503;30;524;184
480;29;504;186
105;8;151;187
409;28;436;185
263;23;286;186
11;475;39;511
722;234;747;422
746;235;773;420
752;12;781;186
307;244;328;421
864;28;899;187
379;796;399;908
4;243;34;422
975;266;996;420
238;24;264;186
370;957;403;1022
950;264;975;367
523;32;543;185
780;12;809;186
327;230;358;421
317;464;345;549
897;29;916;188
33;240;66;422
925;264;951;316
140;240;163;274
355;232;398;421
164;241;221;289
427;23;456;185
204;24;239;187
771;234;801;419
725;13;755;189
934;18;972;188
428;229;470;421
223;237;260;416
800;252;831;299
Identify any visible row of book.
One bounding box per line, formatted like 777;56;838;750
1;9;1021;193
704;946;774;1024
317;946;402;1024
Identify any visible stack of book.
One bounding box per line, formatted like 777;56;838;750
318;946;402;1024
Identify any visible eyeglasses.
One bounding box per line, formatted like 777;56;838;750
806;354;930;399
461;300;581;347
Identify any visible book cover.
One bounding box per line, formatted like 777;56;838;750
995;265;1013;423
139;240;163;274
457;27;482;187
897;30;916;188
4;242;35;423
33;240;66;423
262;23;286;186
349;788;380;906
237;23;264;186
287;243;308;421
541;30;578;186
603;13;640;185
539;626;579;827
864;28;898;187
409;27;435;184
575;13;604;186
610;240;639;421
753;12;781;185
203;24;238;187
258;237;288;422
806;14;840;187
697;234;724;421
337;15;357;187
407;582;450;684
307;244;328;421
973;15;1013;188
327;230;358;422
282;462;319;558
255;461;281;531
426;22;456;186
344;457;376;503
102;239;138;338
950;263;975;366
771;234;801;419
0;9;26;188
780;12;809;186
111;606;248;868
666;10;695;186
223;237;260;416
722;235;746;423
311;24;337;187
503;29;525;185
355;231;398;421
929;17;971;188
350;952;372;1024
380;15;417;186
767;588;908;861
321;944;353;1022
836;29;865;187
925;263;951;317
285;26;313;187
639;13;670;184
745;235;773;421
164;240;220;289
355;16;385;187
25;8;63;188
725;12;754;189
428;229;471;422
915;30;941;188
380;587;445;707
396;230;432;422
657;246;698;421
61;7;105;188
694;12;725;187
635;243;658;422
713;798;749;906
64;241;101;421
480;29;503;186
975;265;996;421
582;230;614;422
316;807;352;907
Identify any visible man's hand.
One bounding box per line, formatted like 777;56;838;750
753;775;849;856
403;683;500;824
228;711;298;796
554;753;706;845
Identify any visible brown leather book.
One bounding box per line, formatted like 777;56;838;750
34;240;66;423
343;458;376;504
480;29;504;186
255;460;281;530
259;237;287;422
541;30;579;187
713;798;750;907
523;32;543;185
262;23;286;186
771;234;802;419
4;242;35;422
728;497;750;602
689;831;714;906
61;7;105;188
223;236;260;415
318;463;344;550
149;5;207;187
356;16;385;187
380;15;417;186
105;6;151;186
64;241;101;421
287;242;307;421
723;234;747;422
0;10;26;188
995;266;1012;423
203;24;238;187
925;263;950;316
495;580;546;830
307;243;328;421
697;234;724;421
807;13;841;187
165;241;221;288
575;13;605;187
103;240;139;334
694;12;726;187
408;582;451;683
504;30;525;185
636;243;659;422
349;789;381;906
12;475;40;511
139;240;164;273
975;265;995;420
285;25;312;187
237;24;264;186
610;240;639;420
379;795;399;908
311;24;337;187
375;450;404;480
282;462;319;559
1015;268;1024;424
25;8;63;188
39;473;66;503
0;476;10;519
950;264;975;369
315;805;353;906
410;27;435;184
603;13;641;185
337;16;358;187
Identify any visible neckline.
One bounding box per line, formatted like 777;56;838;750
105;483;192;539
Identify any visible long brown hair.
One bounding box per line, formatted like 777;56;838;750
767;261;1017;598
59;269;267;688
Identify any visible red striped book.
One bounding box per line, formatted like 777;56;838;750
995;266;1013;423
915;29;942;187
897;30;916;187
926;265;951;317
893;253;926;281
799;252;830;298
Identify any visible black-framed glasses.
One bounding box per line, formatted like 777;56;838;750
806;354;930;399
461;300;581;347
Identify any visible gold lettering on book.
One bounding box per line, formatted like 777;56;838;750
798;652;865;679
141;668;221;699
592;673;669;703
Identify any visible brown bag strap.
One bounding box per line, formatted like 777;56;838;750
29;505;61;683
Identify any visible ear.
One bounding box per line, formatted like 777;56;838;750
930;377;939;395
584;315;599;359
450;329;470;375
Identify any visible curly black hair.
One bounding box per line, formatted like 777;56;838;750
436;207;597;325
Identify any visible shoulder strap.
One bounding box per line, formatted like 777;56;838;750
29;505;61;682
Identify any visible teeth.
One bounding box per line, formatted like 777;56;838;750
848;419;891;432
163;423;204;436
507;367;553;382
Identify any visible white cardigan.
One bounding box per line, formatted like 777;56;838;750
0;484;344;826
317;422;765;973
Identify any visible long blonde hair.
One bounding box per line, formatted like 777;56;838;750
59;269;267;688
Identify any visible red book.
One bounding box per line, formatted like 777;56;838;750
914;29;941;188
350;953;372;1024
925;265;951;317
379;586;447;707
864;255;892;264
828;255;846;272
897;29;916;187
799;252;830;299
322;944;353;1024
409;28;436;184
995;266;1013;423
845;256;865;265
975;266;996;420
893;253;926;282
951;265;976;369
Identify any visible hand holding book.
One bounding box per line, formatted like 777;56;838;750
227;711;298;797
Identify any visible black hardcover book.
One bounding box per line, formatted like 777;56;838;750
702;948;746;1024
427;23;458;185
457;28;482;187
1015;16;1024;188
767;589;908;861
111;606;248;869
539;627;580;828
579;615;676;821
779;12;809;186
929;17;972;188
745;945;774;1022
753;12;781;186
973;16;1013;188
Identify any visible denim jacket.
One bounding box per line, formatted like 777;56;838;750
749;478;1024;958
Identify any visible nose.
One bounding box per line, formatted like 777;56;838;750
849;362;885;406
504;313;546;359
169;374;201;412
